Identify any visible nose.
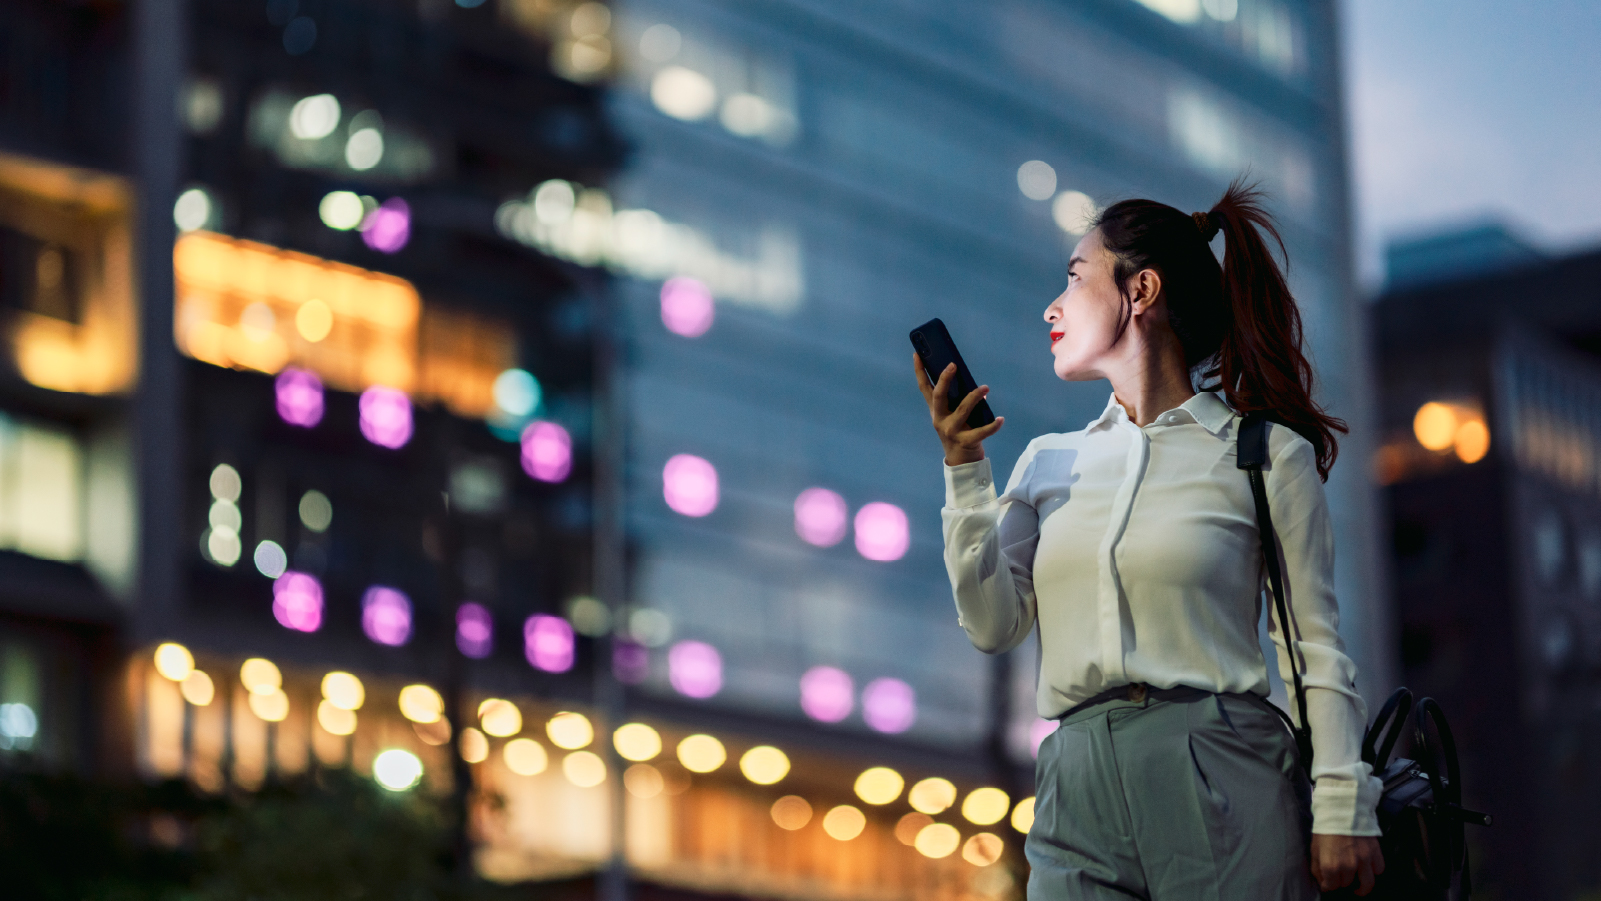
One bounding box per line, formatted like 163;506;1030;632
1044;302;1061;325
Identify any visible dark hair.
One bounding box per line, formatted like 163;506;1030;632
1093;178;1346;481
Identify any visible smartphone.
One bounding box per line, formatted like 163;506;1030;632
910;317;996;430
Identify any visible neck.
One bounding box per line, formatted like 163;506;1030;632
1107;329;1195;427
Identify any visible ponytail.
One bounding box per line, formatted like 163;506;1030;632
1093;178;1346;480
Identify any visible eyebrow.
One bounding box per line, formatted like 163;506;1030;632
1067;255;1085;269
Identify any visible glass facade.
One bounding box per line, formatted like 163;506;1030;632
570;0;1383;755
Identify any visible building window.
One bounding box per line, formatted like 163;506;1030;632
0;412;83;563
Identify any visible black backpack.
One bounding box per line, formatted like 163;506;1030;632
1237;413;1490;899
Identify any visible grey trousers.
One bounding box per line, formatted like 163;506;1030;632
1026;685;1319;901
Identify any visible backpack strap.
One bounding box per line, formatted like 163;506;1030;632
1237;413;1314;775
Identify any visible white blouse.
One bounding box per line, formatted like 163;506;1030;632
942;390;1382;836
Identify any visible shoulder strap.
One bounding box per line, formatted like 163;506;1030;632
1237;413;1314;774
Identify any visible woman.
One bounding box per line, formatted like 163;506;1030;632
915;182;1384;899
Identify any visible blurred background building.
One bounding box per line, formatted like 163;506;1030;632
1374;230;1601;899
0;0;1392;898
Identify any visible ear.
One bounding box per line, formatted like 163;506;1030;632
1127;268;1163;316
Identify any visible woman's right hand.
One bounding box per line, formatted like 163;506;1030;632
914;352;1004;467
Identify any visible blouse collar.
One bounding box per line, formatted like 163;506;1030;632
1086;390;1236;437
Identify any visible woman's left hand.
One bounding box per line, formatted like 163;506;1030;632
1310;833;1385;895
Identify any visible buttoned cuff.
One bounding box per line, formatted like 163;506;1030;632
1310;772;1384;837
943;458;997;509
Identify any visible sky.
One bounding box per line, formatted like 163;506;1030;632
1341;0;1601;289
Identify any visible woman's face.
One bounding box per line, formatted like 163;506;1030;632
1044;229;1128;382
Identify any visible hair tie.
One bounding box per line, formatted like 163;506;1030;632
1192;210;1221;242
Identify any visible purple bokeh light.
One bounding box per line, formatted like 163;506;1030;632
662;454;718;517
1030;717;1059;758
862;677;916;733
359;386;413;449
668;640;722;699
794;487;848;547
361;197;410;254
525;614;574;673
799;665;854;723
362;586;413;647
456;602;493;659
660;276;714;338
275;368;324;428
613;639;648;685
520;421;572;483
272;571;323;633
854;502;910;561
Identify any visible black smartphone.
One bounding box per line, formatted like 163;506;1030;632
910;317;996;430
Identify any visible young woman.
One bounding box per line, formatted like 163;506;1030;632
915;182;1384;899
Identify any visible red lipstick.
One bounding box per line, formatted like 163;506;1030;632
1050;331;1064;348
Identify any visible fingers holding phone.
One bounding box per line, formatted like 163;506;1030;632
912;352;1003;466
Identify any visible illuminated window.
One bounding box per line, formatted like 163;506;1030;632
247;90;436;183
0;413;84;562
173;231;516;419
0;152;137;395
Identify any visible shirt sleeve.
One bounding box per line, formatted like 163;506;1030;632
1263;429;1384;836
941;444;1041;655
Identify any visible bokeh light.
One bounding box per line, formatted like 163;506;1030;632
563;750;607;787
854;766;905;805
915;822;960;859
289;94;341;139
546;711;594;750
345;127;384;171
794;487;848;547
739;745;790;785
662;454;718;517
895;812;933;845
520;421;572;483
1455;418;1491;463
153;643;194;682
668;640;721;698
460;727;489;763
479;698;522;737
173;186;213;232
1052;189;1097;235
771;795;813;831
248;689;290;722
321;672;364;710
493;369;542;418
299;490;333;531
1011;796;1036;833
240;658;282;694
822;805;866;841
612;640;648;685
660;276;715;337
613;723;662;762
317;700;356;735
295;298;333;342
799;665;854;723
456;602;493;658
274;367;324;428
362;586;413;647
253;540;288;578
504;738;549;776
676;734;725;773
1016;159;1057;200
361;197;410;254
862;677;916;733
962;787;1011;826
854;502;909;561
625;764;665;798
1413;401;1457;450
651;66;717;120
318;191;365;230
180;671;215;706
525;614;575;673
210;463;242;501
398;684;444;724
359;386;412;449
963;833;1004;866
909;776;957;814
373;749;423;791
